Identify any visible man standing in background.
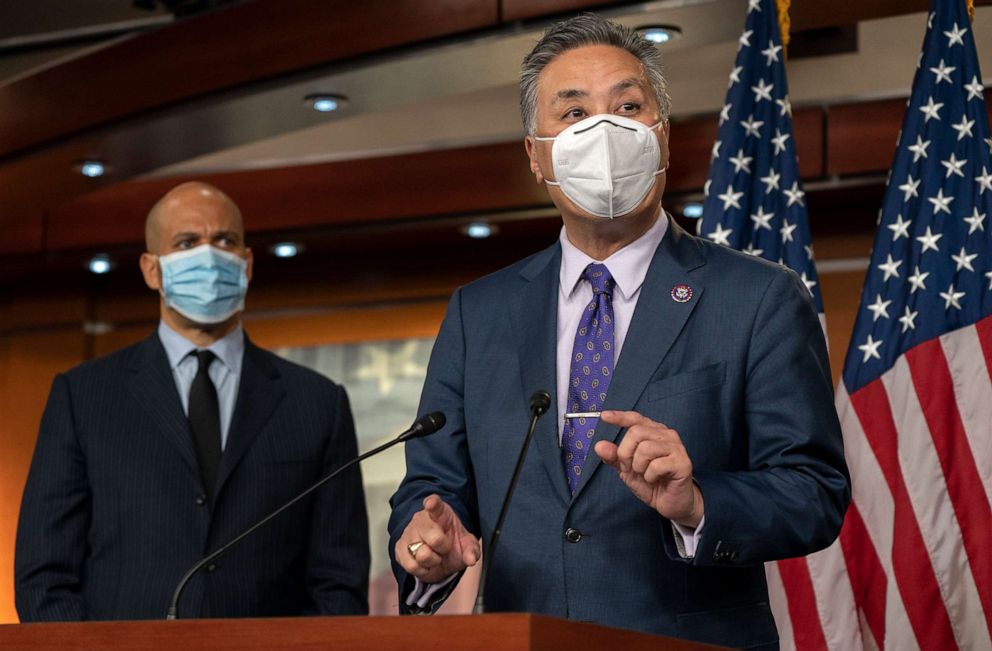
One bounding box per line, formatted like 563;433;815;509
389;14;848;649
16;181;369;620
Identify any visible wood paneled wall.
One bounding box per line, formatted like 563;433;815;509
0;294;88;624
0;230;868;623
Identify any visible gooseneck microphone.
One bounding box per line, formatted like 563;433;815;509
166;411;446;620
472;390;551;615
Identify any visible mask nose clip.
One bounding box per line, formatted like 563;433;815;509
574;118;637;135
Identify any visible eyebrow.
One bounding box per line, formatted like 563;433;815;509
551;78;646;105
611;78;646;95
211;230;240;241
170;230;240;243
553;88;588;104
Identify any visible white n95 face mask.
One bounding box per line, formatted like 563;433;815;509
535;114;668;219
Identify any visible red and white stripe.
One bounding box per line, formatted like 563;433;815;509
768;316;992;650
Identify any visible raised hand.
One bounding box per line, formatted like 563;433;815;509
395;494;481;584
594;410;704;528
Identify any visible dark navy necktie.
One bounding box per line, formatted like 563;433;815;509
562;263;616;493
188;350;221;506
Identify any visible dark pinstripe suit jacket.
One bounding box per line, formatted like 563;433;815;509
15;332;369;621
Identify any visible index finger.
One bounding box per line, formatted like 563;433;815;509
423;494;446;522
600;410;662;429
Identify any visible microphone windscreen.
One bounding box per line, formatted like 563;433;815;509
529;390;552;415
411;411;446;438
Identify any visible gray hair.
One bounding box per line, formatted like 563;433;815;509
520;13;672;135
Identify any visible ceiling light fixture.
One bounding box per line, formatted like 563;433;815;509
464;222;495;239
271;242;301;258
682;202;704;218
87;253;113;274
304;94;347;113
638;25;682;45
77;160;107;178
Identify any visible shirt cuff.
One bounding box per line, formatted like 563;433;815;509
406;573;459;611
671;515;705;559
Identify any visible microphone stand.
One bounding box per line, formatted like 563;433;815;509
473;390;551;615
167;412;444;619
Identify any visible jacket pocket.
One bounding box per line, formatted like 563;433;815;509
646;361;726;402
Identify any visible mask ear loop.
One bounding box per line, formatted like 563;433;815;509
531;133;560;187
651;118;670;179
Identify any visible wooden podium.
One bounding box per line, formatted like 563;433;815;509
0;613;727;650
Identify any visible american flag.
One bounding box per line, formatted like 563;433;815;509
699;0;823;316
820;0;992;649
698;3;835;648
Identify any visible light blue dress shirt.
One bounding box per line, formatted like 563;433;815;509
157;321;245;450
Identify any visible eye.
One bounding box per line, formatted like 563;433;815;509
616;102;641;115
176;239;195;250
215;235;238;249
562;107;586;121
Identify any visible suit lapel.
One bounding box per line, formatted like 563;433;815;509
508;244;572;505
573;219;707;498
126;333;200;477
214;337;285;499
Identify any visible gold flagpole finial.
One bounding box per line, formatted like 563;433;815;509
777;0;791;56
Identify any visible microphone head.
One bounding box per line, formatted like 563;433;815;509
529;390;552;416
406;411;446;439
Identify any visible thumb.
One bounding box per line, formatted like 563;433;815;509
595;440;620;469
459;530;481;566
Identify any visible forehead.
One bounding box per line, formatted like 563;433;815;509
536;44;649;102
158;194;242;236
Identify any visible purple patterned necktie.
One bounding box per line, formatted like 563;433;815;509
562;263;615;493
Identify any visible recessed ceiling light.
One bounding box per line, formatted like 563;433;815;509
464;222;495;239
271;242;301;258
638;25;682;45
87;253;113;274
77;160;107;178
682;202;704;218
304;94;347;113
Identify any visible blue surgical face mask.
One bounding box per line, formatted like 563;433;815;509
158;244;248;324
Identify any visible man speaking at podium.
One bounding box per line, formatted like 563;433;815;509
15;182;369;620
388;15;849;649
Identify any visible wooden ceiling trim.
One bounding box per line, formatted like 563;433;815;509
0;0;498;159
44;105;834;252
665;106;823;193
827;89;992;176
0;211;43;256
501;0;992;33
45;142;547;250
500;0;628;22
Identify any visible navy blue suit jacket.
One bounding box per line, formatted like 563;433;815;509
388;220;849;650
16;332;369;621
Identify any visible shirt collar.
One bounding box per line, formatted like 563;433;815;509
559;210;669;301
157;320;245;376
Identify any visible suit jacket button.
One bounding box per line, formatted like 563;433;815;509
196;494;207;506
206;563;217;572
564;527;582;543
